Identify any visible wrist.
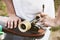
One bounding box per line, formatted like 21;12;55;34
8;13;16;17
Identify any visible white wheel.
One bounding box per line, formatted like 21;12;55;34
18;20;31;32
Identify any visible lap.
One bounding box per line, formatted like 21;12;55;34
3;33;34;40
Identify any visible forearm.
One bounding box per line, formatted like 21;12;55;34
2;0;16;16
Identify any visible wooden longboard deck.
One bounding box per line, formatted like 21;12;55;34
2;27;45;37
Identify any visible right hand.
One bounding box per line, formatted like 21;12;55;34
5;16;21;29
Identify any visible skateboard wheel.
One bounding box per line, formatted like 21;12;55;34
18;20;31;32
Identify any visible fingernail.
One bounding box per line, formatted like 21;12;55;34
10;27;13;29
8;26;10;28
14;26;16;28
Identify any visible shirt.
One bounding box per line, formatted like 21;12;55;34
13;0;55;21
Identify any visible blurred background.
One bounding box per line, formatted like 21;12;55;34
0;0;60;40
0;0;60;16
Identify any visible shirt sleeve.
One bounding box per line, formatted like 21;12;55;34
43;0;55;18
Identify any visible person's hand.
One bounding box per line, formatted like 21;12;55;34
39;13;56;27
5;16;21;29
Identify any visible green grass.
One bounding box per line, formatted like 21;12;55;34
55;0;60;11
50;26;60;31
0;0;7;16
0;0;6;11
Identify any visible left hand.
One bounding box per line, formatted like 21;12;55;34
39;13;56;27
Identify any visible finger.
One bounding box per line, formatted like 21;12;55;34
19;19;21;23
14;20;18;28
7;20;11;28
5;21;8;27
40;17;45;22
18;19;21;26
40;13;47;17
10;20;14;29
42;22;49;27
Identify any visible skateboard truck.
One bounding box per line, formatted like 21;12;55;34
18;14;46;34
